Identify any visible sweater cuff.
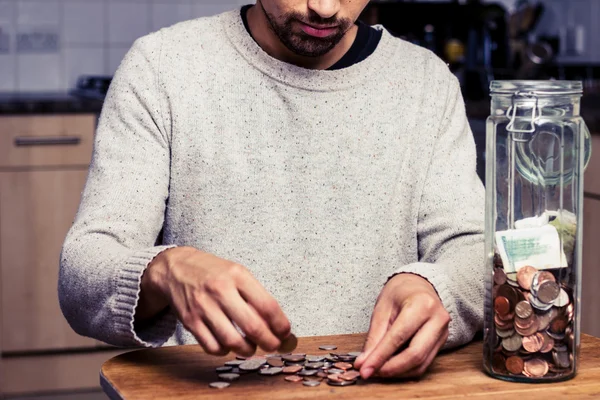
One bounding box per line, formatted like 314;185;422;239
390;262;458;342
114;245;178;347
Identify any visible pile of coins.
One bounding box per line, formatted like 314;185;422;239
490;259;574;379
209;343;363;389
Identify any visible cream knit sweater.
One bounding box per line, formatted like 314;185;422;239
59;9;485;349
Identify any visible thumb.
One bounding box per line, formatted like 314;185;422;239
354;301;392;369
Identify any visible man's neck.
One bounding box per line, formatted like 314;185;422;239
246;3;358;70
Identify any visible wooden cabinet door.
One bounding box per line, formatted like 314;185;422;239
582;197;600;338
0;169;97;352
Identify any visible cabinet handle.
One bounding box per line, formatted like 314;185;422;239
14;136;81;147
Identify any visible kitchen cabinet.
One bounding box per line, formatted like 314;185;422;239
582;133;600;338
0;114;125;395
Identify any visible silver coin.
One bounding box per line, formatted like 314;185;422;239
553;289;570;307
303;380;321;387
537;281;560;304
496;327;515;338
306;355;326;362
209;381;231;389
217;373;240;381
502;333;523;352
298;368;319;376
347;352;362;358
553;350;571;369
337;355;356;362
239;358;267;371
528;293;553;311
224;360;245;366
327;379;356;386
305;362;324;369
259;367;283;376
326;368;345;375
547;330;566;340
319;345;338;351
216;366;232;372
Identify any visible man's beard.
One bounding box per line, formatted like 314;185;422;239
262;8;353;58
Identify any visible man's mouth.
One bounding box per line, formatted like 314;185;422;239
297;21;339;38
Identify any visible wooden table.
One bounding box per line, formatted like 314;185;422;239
101;333;600;399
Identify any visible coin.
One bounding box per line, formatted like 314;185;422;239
536;271;556;284
298;368;319;376
217;373;240;381
209;381;231;389
347;352;362;358
224;360;245;366
278;333;298;353
553;350;571;369
537;281;560;304
505;356;524;374
306;355;326;362
494;296;511;316
340;370;361;381
239;358;266;371
515;301;533;319
536;308;558;331
303;380;321;387
333;362;353;370
496;328;515;338
494;268;508;285
522;333;544;353
327;378;356;386
305;362;324;369
216;366;232;372
502;333;523;352
539;332;554;353
492;353;506;373
267;357;284;367
282;365;302;374
259;367;283;376
319;345;338;351
285;375;304;383
317;371;329;378
550;316;568;334
517;266;537;290
515;319;539;337
497;285;519;310
528;293;553;311
524;358;548;377
327;368;345;374
553;289;570;307
282;354;305;363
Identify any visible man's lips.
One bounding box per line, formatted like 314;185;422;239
298;21;339;38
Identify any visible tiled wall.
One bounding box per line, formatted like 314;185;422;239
0;0;250;92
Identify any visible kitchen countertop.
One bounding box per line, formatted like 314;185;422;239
0;92;104;115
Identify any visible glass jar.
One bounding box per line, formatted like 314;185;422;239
483;81;592;382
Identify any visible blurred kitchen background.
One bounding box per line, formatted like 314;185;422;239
0;0;599;398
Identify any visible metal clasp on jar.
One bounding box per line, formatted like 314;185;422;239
505;91;541;135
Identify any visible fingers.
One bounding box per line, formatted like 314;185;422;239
196;295;257;357
219;291;281;352
234;266;291;339
376;317;449;378
187;319;228;356
354;300;393;370
358;299;429;379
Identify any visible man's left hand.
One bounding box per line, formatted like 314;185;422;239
353;273;451;379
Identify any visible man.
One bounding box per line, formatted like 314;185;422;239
59;0;485;380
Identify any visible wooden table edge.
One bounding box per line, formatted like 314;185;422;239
101;367;124;400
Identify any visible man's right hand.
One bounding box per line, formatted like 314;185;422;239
136;247;291;356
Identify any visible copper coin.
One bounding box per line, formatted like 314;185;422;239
505;356;524;374
494;268;507;285
317;371;329;378
550;316;569;334
524;358;549;377
327;374;344;382
340;370;361;381
515;319;539;337
282;354;305;363
517;266;537;290
285;375;304;383
278;333;298;353
514;315;536;330
540;333;555;353
537;271;556;284
515;301;533;319
522;333;544;353
494;296;511;316
492;353;506;373
209;382;231;389
497;311;515;322
496;285;519;310
267;357;284;367
282;365;303;374
537;281;560;304
333;362;353;370
494;315;514;330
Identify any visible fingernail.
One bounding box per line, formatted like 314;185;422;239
362;367;374;380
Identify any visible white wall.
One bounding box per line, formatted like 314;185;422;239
0;0;251;92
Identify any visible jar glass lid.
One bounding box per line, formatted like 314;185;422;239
490;80;583;96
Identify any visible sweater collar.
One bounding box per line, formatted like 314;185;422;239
220;9;398;92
